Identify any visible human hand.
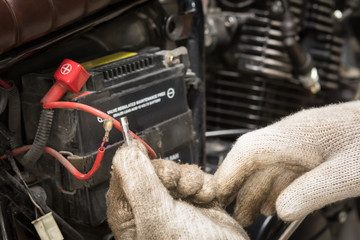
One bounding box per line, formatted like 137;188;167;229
215;101;360;226
106;140;248;240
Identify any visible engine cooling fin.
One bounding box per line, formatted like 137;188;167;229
302;0;344;87
206;70;324;130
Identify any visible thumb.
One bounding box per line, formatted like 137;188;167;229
111;140;172;212
276;153;360;221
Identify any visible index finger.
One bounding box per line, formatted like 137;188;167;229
214;133;258;206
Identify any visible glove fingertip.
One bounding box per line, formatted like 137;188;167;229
152;159;181;189
176;164;204;197
276;191;305;222
233;207;258;227
193;173;216;203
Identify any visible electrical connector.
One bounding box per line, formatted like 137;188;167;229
103;119;113;142
41;59;90;103
120;117;133;146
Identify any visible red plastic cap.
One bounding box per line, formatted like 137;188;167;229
42;59;90;103
53;59;90;93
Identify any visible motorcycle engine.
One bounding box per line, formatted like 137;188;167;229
205;0;360;239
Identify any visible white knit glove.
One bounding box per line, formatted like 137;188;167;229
106;140;248;240
215;101;360;226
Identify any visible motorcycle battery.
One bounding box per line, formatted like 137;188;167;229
21;47;196;225
66;54;192;155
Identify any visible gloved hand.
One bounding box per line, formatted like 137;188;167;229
215;101;360;226
106;140;248;240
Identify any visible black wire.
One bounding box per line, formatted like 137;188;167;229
7;153;45;215
0;88;7;115
7;81;23;149
21;109;54;168
1;168;84;239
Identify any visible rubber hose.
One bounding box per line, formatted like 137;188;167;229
7;81;23;149
21;109;54;168
0;88;7;115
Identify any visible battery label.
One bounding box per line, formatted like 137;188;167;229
105;90;169;119
77;76;187;154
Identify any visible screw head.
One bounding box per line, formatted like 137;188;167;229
168;55;175;65
334;10;343;20
271;0;284;14
225;16;236;28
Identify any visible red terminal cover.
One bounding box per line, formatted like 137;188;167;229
53;59;89;93
41;59;90;103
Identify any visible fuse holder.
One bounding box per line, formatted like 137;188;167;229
41;59;90;103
